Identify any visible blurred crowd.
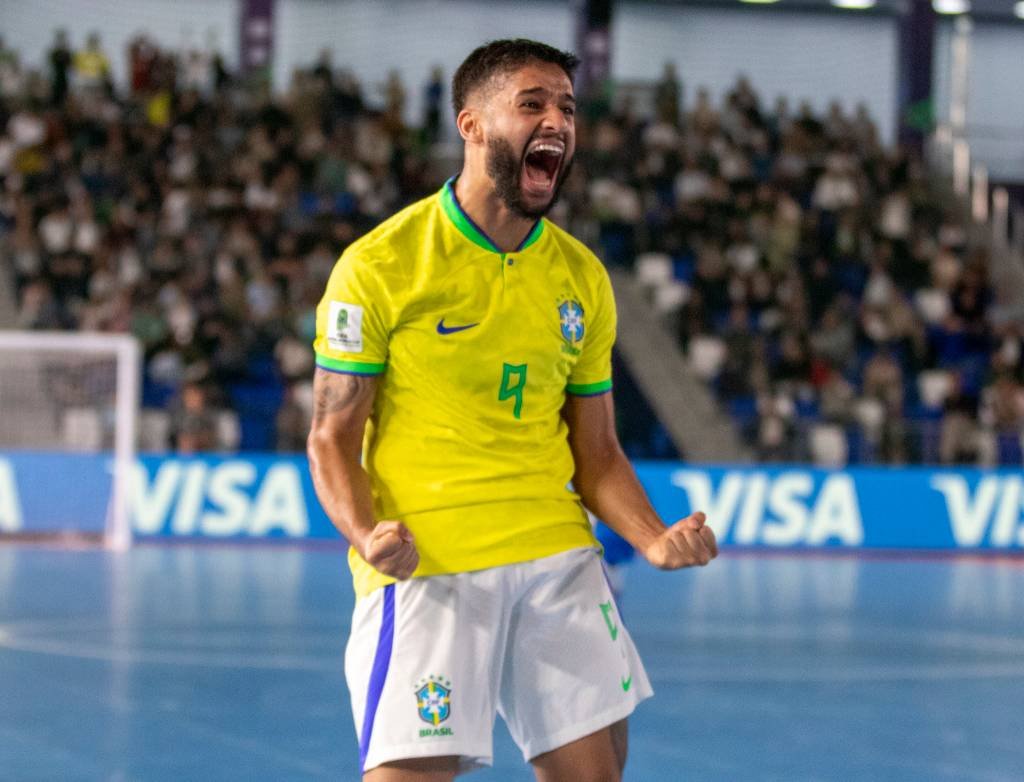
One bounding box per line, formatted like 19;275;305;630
0;31;443;452
596;67;1021;466
0;31;1020;464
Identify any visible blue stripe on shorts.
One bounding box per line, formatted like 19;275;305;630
359;583;396;772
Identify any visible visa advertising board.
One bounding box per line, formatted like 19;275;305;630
1;452;1022;551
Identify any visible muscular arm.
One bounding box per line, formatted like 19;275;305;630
307;368;418;578
563;393;716;569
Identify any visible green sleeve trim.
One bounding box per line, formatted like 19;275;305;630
315;355;387;375
566;379;613;396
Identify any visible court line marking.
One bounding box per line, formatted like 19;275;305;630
0;617;349;670
721;547;1024;566
650;661;1024;684
642;621;1024;654
0;615;343;631
4;620;1023;682
0;634;341;670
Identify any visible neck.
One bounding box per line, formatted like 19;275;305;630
453;169;537;254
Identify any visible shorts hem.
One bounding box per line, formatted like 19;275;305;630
363;743;491;776
521;688;654;762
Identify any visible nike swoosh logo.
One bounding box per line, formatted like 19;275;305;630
436;319;480;335
621;676;632;692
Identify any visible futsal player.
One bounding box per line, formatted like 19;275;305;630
307;39;717;782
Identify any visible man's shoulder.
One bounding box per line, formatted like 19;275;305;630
541;219;609;283
341;192;440;270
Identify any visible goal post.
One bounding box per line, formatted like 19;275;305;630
0;331;140;549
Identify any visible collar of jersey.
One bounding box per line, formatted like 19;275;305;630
440;177;544;254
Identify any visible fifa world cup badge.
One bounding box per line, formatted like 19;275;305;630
327;301;364;353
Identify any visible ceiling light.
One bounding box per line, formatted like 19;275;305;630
932;0;970;14
832;0;876;8
1014;1;1024;18
739;0;780;5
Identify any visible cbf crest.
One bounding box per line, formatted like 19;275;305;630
415;675;452;727
558;299;585;345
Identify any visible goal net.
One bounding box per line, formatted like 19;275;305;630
0;331;140;548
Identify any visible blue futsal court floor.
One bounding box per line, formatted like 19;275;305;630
2;545;1023;781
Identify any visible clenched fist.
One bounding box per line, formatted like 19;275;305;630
642;511;718;570
359;520;420;580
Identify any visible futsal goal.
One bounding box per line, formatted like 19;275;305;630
0;331;140;549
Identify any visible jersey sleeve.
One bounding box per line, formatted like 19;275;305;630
566;264;616;396
313;250;393;375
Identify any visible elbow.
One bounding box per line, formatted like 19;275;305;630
305;421;333;464
306;421;335;470
306;419;361;469
306;428;324;479
305;428;319;462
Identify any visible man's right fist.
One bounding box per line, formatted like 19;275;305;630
642;511;718;570
360;521;420;580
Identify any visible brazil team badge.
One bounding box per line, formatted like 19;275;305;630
559;300;585;345
415;675;453;737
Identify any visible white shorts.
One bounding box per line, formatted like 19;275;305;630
345;547;653;775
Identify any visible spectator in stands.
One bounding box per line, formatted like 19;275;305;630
127;33;158;96
170;382;218;454
756;392;795;462
772;330;812;388
940;373;979;464
16;278;69;330
818;364;855;425
718;304;757;399
48;29;72;105
811;153;859;212
863;348;904;412
0;36;14;74
0;36;22;99
977;371;1024;464
72;32;111;96
655;62;681;128
810;302;855;373
381;69;406;135
421;65;444;144
275;382;312;452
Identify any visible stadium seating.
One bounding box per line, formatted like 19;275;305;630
0;34;1017;465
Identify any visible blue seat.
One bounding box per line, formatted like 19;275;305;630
795;398;819;420
728;396;758;424
142;380;176;409
996;433;1023;466
672;256;695;282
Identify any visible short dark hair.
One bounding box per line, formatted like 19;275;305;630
451;39;579;118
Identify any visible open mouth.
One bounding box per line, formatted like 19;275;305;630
522;142;564;194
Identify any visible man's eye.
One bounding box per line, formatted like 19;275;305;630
563;107;575;117
522;101;540;109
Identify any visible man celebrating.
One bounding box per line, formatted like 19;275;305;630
308;39;717;782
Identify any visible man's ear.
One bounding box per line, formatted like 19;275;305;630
456;107;483;144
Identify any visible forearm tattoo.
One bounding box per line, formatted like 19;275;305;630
312;368;376;422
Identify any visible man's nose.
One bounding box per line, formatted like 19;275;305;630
541;105;570;132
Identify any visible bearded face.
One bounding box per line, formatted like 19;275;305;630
472;61;576;220
485;135;574;219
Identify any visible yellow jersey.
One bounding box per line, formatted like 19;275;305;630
314;179;615;595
